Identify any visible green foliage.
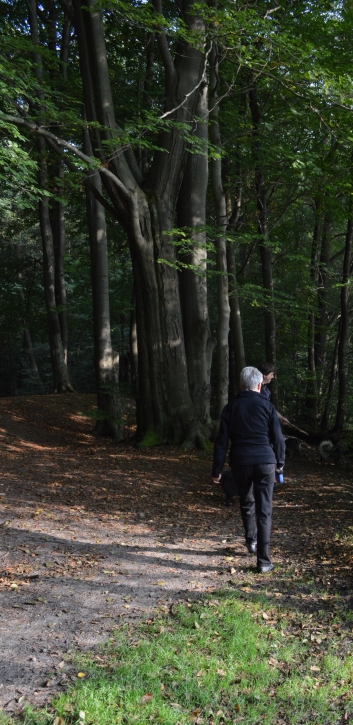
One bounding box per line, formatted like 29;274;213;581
138;430;163;448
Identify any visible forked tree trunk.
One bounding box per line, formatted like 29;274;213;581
248;84;278;406
72;0;210;446
177;83;214;423
335;211;353;431
39;181;73;392
83;128;123;441
210;43;230;417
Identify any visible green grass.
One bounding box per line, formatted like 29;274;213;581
6;589;353;725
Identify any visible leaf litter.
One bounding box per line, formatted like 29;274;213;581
0;394;352;717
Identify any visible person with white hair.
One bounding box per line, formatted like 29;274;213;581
212;366;285;573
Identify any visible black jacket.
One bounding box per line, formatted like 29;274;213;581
212;390;285;477
260;384;271;400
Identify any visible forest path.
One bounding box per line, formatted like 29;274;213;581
0;394;352;715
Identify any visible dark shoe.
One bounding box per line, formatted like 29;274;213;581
257;563;274;574
246;542;257;554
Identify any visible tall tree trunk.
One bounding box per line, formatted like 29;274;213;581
27;0;72;393
72;0;210;446
305;199;322;420
227;241;245;394
39;182;73;391
50;163;68;365
320;325;339;430
335;210;353;431
50;14;71;365
24;328;43;389
177;82;214;423
248;83;278;406
130;289;138;394
224;153;245;397
210;43;230;417
314;210;332;379
83;126;123;440
8;335;18;395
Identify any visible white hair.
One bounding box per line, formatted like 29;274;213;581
240;366;263;391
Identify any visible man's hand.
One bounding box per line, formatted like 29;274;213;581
275;466;284;474
212;474;222;484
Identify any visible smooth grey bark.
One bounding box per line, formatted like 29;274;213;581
314;211;332;378
52;14;71;364
210;43;230;418
50;162;68;365
224;152;245;398
83;127;123;441
335;210;353;431
28;0;72;393
130;289;138;394
24;328;43;389
177;82;214;423
248;83;278;406
72;0;209;446
305;199;322;420
320;325;339;430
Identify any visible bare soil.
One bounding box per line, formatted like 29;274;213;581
0;394;352;716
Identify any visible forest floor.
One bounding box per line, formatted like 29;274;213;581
0;394;353;719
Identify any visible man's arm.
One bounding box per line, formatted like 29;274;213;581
212;405;231;480
269;406;286;466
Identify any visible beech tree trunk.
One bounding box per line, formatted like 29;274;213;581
24;328;43;389
305;199;322;420
177;82;214;423
50;163;68;365
314;210;332;379
248;83;278;406
71;0;210;446
39;179;73;392
28;0;72;393
83;126;123;440
320;325;339;430
227;240;245;394
225;146;245;397
335;211;353;431
210;43;230;417
130;289;138;394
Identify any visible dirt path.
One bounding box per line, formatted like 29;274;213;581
0;394;352;716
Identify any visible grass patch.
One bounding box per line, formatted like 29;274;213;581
6;589;353;725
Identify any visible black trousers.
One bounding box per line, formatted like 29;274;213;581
231;464;275;568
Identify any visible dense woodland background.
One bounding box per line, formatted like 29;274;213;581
0;0;352;444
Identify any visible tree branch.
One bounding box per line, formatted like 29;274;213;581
45;135;121;220
1;114;132;202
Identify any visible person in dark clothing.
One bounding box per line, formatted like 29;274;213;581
212;366;285;573
258;362;275;400
258;361;290;428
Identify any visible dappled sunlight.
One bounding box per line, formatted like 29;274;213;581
1;394;353;715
